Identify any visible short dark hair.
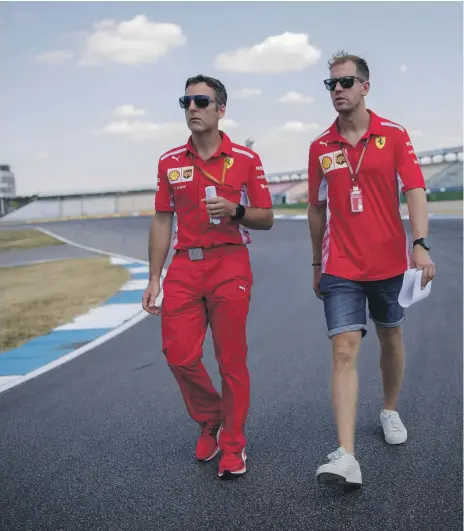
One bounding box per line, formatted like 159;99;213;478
328;50;370;81
185;74;228;107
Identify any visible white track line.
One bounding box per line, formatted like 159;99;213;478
0;227;166;396
36;227;151;265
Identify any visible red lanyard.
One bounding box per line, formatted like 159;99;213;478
188;153;228;185
340;137;370;189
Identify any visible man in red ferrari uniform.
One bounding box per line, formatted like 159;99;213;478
142;74;274;478
307;51;436;488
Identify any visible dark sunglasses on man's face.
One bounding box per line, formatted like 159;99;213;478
323;76;365;92
179;95;213;109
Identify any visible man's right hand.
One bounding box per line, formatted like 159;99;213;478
313;265;323;300
142;279;162;315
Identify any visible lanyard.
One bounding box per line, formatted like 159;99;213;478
188;153;229;186
340;137;370;189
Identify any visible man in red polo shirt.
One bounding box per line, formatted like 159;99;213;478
142;74;274;479
307;51;436;488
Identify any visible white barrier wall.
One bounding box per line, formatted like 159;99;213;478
2;200;60;221
81;196;116;215
61;199;84;217
118;193;154;213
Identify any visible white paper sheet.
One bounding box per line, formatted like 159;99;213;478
398;268;433;308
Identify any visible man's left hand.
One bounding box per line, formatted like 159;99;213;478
411;246;436;289
202;196;236;219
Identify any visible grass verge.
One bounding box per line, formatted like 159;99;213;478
0;229;65;253
0;256;131;352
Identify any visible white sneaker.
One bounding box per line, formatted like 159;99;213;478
380;409;408;444
316;447;362;488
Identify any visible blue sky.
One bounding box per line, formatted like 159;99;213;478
1;1;463;196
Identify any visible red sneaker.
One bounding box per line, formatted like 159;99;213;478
218;449;247;478
196;421;222;461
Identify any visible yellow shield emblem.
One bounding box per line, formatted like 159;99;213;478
375;137;386;149
225;157;234;169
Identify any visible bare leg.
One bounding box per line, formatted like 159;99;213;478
331;330;362;455
376;325;405;411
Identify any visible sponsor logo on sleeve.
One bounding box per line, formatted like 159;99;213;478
168;167;194;183
334;151;347;167
319;150;348;173
181;166;194;181
168;169;180;182
320;155;334;172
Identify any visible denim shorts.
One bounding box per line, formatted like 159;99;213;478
319;273;405;338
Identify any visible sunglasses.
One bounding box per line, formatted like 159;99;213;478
179;95;215;109
323;76;365;91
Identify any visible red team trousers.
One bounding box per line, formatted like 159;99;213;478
161;244;253;453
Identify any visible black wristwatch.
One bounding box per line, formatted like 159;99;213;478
413;237;430;251
230;203;246;221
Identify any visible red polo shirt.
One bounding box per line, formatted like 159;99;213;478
155;131;272;250
308;110;426;281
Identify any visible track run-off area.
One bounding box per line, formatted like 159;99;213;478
0;216;462;531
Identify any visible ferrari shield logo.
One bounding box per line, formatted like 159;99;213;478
375;136;386;149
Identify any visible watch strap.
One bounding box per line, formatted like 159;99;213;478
413;238;430;250
230;203;245;220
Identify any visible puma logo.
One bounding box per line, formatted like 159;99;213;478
239;285;247;292
320;141;328;146
172;156;180;161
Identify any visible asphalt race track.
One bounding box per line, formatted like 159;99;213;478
0;217;462;531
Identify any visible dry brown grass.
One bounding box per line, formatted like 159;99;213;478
0;229;64;253
0;256;130;352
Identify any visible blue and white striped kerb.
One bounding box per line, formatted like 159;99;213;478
0;257;150;392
